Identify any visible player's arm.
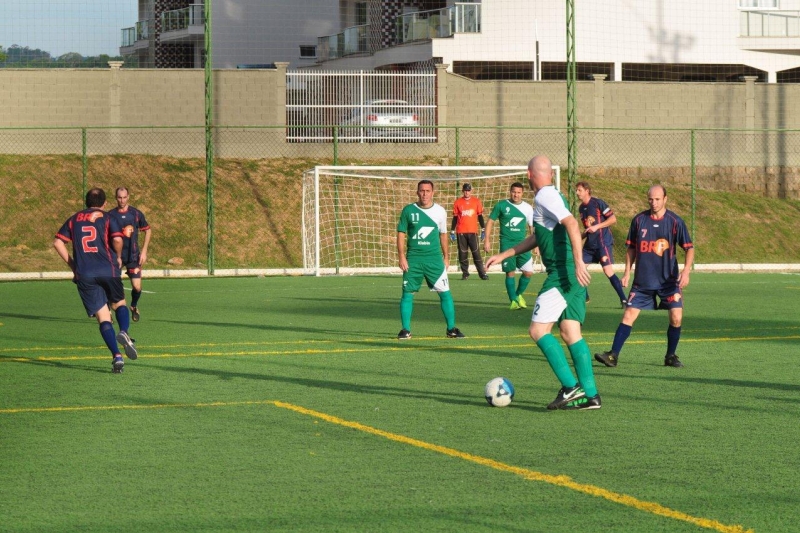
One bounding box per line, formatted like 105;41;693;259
485;232;538;269
678;247;695;289
561;214;591;287
139;227;151;265
483;219;494;253
396;232;408;272
439;231;449;268
586;212;617;234
112;236;124;269
52;238;75;273
621;245;636;288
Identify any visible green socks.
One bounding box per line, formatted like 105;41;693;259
536;334;578;389
438;291;456;330
568;338;598;398
400;292;414;330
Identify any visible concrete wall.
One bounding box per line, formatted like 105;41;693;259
2;66;800;196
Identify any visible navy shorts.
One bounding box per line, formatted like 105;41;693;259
626;282;684;311
583;247;614;267
124;262;142;279
76;276;126;316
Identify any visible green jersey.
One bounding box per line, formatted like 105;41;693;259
489;199;534;250
397;202;448;261
533;186;576;287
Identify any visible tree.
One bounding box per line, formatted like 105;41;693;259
0;46;6;63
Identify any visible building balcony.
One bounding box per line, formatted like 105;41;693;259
397;2;481;44
738;9;800;51
160;4;204;43
317;24;368;61
120;20;149;55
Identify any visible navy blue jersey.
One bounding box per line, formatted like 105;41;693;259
108;206;150;265
579;196;614;251
56;208;123;279
626;209;693;290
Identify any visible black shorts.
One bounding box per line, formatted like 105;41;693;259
583;247;614;267
76;276;126;316
124;262;142;279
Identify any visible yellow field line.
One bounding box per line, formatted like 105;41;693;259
0;398;750;532
0;398;753;532
274;401;753;533
2;334;798;363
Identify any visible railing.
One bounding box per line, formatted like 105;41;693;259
121;27;136;48
397;3;481;44
135;20;149;41
740;10;800;37
317;24;368;61
161;4;204;33
738;0;779;9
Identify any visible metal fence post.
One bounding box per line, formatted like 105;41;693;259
690;128;696;265
81;128;87;202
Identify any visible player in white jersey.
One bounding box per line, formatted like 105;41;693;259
396;180;464;340
487;156;600;410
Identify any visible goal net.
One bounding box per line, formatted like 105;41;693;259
302;165;560;276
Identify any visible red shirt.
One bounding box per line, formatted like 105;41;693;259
453;196;483;234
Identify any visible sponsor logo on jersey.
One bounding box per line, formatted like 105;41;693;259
504;216;525;230
460;208;476;217
412;226;436;243
583;215;596;227
639;238;670;256
77;211;104;223
123;225;134;238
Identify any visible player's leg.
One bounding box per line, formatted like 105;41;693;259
600;247;627;306
425;261;462;337
398;263;422;339
128;265;143;321
530;287;583;408
456;233;470;279
659;285;685;367
78;279;124;372
583;249;594;303
558;286;600;409
515;254;534;307
595;288;652;367
469;234;488;278
104;277;137;360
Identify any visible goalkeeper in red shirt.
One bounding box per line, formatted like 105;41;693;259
451;183;489;281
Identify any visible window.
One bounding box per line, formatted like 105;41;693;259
300;45;316;59
355;2;368;25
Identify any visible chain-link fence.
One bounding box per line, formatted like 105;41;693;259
2;125;799;275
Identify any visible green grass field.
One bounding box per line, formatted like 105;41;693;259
1;273;799;533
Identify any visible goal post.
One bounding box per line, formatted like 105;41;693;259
302;165;560;276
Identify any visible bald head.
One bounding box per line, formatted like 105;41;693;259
527;155;553;192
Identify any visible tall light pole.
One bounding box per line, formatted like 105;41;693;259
566;0;577;213
205;0;215;274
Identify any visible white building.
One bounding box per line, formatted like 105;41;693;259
121;0;800;82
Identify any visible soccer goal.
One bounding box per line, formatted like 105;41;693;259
302;165;560;276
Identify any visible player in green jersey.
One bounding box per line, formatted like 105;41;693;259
486;156;600;410
484;182;535;310
396;180;464;340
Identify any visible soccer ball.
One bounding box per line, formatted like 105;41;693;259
484;377;515;407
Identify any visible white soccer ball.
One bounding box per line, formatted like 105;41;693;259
485;377;515;407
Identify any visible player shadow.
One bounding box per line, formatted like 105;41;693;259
600;370;800;393
0;354;110;374
142;362;546;412
0;312;87;324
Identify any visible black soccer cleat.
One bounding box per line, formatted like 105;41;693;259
397;329;412;340
561;394;602;410
116;331;138;360
479;273;490;280
547;385;585;410
664;353;684;368
461;274;470;280
446;327;465;338
130;306;140;322
112;355;124;374
594;350;618;367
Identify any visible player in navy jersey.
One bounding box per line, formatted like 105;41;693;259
576;182;628;307
595;184;694;368
54;187;139;373
108;187;151;322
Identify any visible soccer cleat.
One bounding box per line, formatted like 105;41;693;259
509;300;521;310
585;296;591;304
112;355;124;374
397;329;412;340
116;331;138;360
516;295;527;309
561;394;602;410
546;385;586;410
479;273;490;280
131;306;140;322
446;327;465;338
664;353;684;368
461;273;470;280
594;350;618;367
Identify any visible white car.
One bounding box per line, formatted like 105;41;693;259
340;99;420;139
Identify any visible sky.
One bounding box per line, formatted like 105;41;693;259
0;0;137;58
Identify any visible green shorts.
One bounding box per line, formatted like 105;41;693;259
532;275;586;324
501;251;533;274
402;258;450;293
